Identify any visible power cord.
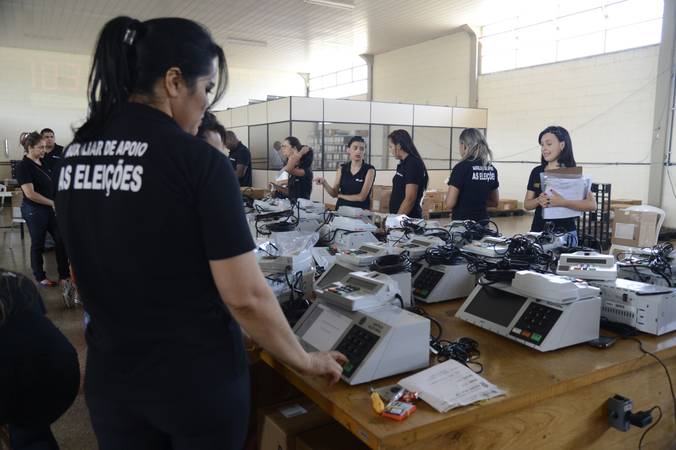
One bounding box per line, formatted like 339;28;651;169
622;337;676;426
406;304;483;373
638;406;663;449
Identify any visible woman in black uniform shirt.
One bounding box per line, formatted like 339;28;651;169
54;16;344;450
16;132;70;287
0;270;79;450
314;136;375;210
524;126;596;247
388;129;428;218
280;136;313;200
445;128;499;222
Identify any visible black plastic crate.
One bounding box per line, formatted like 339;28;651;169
576;183;611;250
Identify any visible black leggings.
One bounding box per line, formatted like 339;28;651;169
21;203;69;281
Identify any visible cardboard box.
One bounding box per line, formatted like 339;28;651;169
611;199;642;206
421;190;447;218
258;398;334;450
241;187;270;200
296;422;370;450
370;185;392;213
487;199;519;213
611;209;659;248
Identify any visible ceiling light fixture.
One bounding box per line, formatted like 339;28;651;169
227;37;268;47
304;0;356;10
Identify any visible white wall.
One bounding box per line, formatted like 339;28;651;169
478;45;660;204
213;67;306;109
0;46;305;169
373;32;471;107
0;46;90;165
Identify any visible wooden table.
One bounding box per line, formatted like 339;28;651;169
261;301;676;449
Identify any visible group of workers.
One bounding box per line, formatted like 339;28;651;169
1;14;597;450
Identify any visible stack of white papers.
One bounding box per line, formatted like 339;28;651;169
398;360;505;413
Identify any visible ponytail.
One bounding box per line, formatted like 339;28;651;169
76;16;140;143
19;131;42;153
459;128;493;166
75;16;228;142
388;129;428;191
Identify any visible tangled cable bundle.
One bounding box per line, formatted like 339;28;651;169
617;242;674;287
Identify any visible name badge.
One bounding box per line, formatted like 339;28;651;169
229;157;236;162
395;172;403;178
356;178;364;182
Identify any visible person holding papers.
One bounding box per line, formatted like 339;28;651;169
523;126;596;246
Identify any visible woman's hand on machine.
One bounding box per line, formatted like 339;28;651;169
313;176;325;185
300;351;348;385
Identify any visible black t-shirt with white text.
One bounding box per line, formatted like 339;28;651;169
229;141;252;187
390;155;426;218
527;165;577;232
55;103;255;398
336;162;375;210
448;159;499;221
16;156;54;208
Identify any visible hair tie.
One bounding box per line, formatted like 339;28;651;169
123;27;137;46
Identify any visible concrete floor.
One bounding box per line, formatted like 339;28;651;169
0;208;534;450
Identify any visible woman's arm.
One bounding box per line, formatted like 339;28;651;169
210;252;346;383
397;183;419;215
487;189;500;208
20;183;54;208
524;190;547;210
338;168;375;203
548;190;597;211
445;185;459;210
316;168;341;198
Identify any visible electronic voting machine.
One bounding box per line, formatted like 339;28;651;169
557;252;617;281
456;271;601;351
294;301;430;384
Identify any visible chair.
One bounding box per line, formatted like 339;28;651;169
625;204;666;247
0;184;12;211
11;206;25;240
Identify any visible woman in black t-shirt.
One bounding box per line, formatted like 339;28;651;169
524;126;596;246
314;136;375;210
16;131;70;288
445;128;499;222
280;136;313;200
388;129;428;218
0;269;80;450
55;16;344;450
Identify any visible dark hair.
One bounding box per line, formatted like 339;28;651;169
285;136;302;150
538;125;576;167
388;129;428;191
0;270;42;326
40;128;55;135
20;131;42;152
347;136;365;148
75;16;227;142
196;112;226;144
285;136;313;167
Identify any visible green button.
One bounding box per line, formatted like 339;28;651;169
532;333;542;343
342;362;354;375
421;289;429;297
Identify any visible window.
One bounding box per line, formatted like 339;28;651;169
309;61;368;99
480;0;664;74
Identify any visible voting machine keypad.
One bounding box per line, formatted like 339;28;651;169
413;268;444;299
509;303;562;346
336;325;379;378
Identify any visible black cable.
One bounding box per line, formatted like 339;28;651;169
394;293;405;309
623;337;676;425
370;252;412;274
638;406;662;450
